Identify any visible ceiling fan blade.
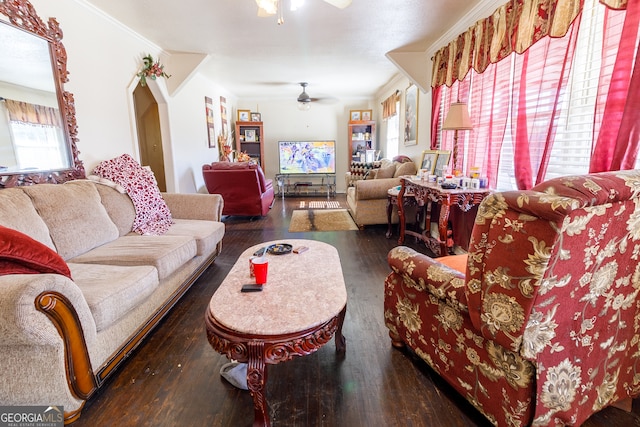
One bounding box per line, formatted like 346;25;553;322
323;0;352;9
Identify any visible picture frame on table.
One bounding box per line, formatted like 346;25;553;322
435;150;451;175
350;110;361;121
361;110;372;121
251;112;262;122
419;150;438;174
237;109;250;122
244;129;256;142
404;84;419;146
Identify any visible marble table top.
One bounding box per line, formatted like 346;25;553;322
208;239;347;336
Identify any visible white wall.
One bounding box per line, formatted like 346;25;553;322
374;74;431;166
28;0;236;194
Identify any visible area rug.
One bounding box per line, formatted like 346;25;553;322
298;201;341;209
289;209;358;232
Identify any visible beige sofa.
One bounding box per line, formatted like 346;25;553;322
0;180;225;424
346;159;416;227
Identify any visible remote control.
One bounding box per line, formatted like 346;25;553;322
241;284;263;292
293;246;308;254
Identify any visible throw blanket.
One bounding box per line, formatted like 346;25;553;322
93;154;173;235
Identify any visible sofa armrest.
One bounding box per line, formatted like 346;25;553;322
387;246;467;310
0;273;98;399
354;177;401;201
162;193;224;222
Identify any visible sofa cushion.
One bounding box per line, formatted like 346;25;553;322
69;235;196;280
165;219;225;256
0;188;55;250
376;164;396;179
438;254;468;274
68;263;158;332
0;225;71;278
22;181;119;260
94;182;136;236
394;161;417;177
204;162;254;171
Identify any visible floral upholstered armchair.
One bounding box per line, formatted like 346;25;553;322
384;170;640;426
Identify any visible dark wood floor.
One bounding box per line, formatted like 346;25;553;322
73;195;640;427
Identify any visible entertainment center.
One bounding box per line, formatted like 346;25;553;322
276;140;336;197
275;173;336;197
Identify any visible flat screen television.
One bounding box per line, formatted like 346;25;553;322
278;140;336;174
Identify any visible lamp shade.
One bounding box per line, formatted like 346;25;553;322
442;102;472;130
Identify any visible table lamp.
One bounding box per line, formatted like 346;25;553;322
442;101;472;173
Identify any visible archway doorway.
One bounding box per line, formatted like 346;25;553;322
133;83;166;192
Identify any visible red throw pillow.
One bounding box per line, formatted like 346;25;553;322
0;225;71;279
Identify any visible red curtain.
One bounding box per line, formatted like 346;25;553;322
467;61;512;189
511;21;580;189
430;85;442;150
589;1;640;172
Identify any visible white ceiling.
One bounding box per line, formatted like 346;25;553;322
84;0;479;101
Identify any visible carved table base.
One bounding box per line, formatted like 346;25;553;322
206;305;346;427
204;239;347;426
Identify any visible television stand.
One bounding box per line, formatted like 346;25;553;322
275;173;336;197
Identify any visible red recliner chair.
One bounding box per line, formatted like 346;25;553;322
202;162;274;217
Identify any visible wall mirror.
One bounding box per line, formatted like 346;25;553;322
0;0;84;187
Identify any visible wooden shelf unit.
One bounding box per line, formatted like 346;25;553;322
235;121;264;169
348;120;376;163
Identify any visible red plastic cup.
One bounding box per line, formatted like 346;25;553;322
252;258;268;285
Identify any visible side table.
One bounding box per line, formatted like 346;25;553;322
385;187;418;238
397;177;490;256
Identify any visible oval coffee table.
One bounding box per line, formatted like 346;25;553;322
205;239;347;427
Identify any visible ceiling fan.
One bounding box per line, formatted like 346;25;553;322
297;82;313;110
256;0;352;24
296;82;337;110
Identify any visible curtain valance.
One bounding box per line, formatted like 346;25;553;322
4;99;62;127
381;90;400;119
432;0;584;87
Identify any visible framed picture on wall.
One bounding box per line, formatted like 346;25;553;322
205;96;216;148
419;150;438;174
350;110;361;121
361;110;372;121
237;109;250;122
404;84;419;146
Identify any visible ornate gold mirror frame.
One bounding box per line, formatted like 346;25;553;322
0;0;84;187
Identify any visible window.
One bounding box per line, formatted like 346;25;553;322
8;121;68;170
385;101;400;159
436;0;639;190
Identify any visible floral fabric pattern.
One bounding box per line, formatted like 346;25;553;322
384;170;640;426
93;154;173;235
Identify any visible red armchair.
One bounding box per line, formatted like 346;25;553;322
202;162;274;217
385;170;640;426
